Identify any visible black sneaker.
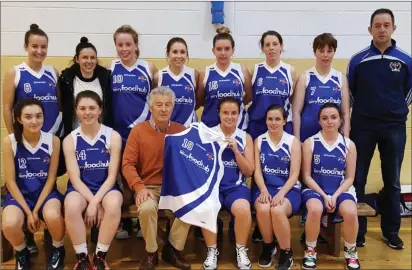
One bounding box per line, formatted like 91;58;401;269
92;251;109;270
74;253;92;270
356;235;366;247
258;242;276;268
25;230;38;254
15;247;31;270
382;234;404;250
276;249;293;270
47;246;65;270
252;225;263;242
344;246;361;270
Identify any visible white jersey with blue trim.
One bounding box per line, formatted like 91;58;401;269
300;67;343;142
212;125;247;192
159;122;228;233
158;65;196;127
248;61;294;123
10;131;53;196
67;124;112;192
14;63;62;135
258;131;301;190
305;132;356;197
201;62;248;130
110;59;152;142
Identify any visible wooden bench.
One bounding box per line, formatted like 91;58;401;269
0;203;375;263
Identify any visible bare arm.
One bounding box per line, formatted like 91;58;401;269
333;140;357;197
290;65;298;97
3;137;32;215
2;68;17;134
196;71;206;109
92;131;122;204
253;138;268;193
278;137;301;195
63;135;95;202
242;65;253;105
33;136;60;213
232;134;255;177
340;76;351;137
153;71;159;87
302;138;328;198
292;73;307;141
149;62;158;89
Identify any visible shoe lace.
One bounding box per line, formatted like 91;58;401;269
346;247;359;265
51;249;60;263
17;253;26;264
205;247;219;265
236;246;251;266
304;249;316;262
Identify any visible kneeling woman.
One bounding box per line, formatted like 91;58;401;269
202;97;255;270
63;91;123;270
301;103;360;270
2;98;65;270
253;105;301;269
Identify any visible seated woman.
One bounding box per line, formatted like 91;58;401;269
201;97;255;270
63;90;123;270
253;105;301;270
2;98;65;270
301;102;360;270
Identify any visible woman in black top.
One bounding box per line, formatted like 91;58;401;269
59;37;112;138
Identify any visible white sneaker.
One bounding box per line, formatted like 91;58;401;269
203;247;219;270
236;246;252;269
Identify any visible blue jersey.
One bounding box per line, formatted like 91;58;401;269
158;65;196;127
201;63;248;130
248;61;294;123
110;59;152;142
212;125;247;192
159;122;227;233
9;131;53;197
14;63;62;135
300;67;343;142
67;124;114;193
258;131;301;191
309;132;355;196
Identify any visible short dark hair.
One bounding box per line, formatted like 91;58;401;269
13;98;44;144
260;30;283;48
73;36;97;64
313;33;337;53
265;104;287;121
24;24;48;46
218;97;240;113
75;90;103;109
370;8;395;26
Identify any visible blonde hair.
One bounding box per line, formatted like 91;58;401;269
213;25;234;48
216;25;231;34
113;25;140;58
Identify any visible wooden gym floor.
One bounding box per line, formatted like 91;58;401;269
1;216;411;269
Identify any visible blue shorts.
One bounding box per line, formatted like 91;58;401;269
302;189;356;216
248;120;293;140
252;186;301;216
3;189;63;221
219;185;251;212
66;185;122;196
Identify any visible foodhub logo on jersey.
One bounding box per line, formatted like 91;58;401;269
314;167;344;176
19;170;48;179
81;160;109;169
216;90;241;98
33;93;57;102
256;87;288;96
175;96;193;104
223;159;238;167
309;97;341;105
263;165;289;175
113;85;148;94
180;150;210;173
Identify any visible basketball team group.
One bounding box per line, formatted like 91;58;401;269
2;7;411;270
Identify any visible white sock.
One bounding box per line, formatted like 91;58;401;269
53;239;64;248
73;242;88;255
207;244;217;249
96;242;110;254
306;240;317;250
15;242;27;252
236;243;245;249
344;241;356;250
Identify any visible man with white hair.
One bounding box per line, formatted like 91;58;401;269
122;86;191;270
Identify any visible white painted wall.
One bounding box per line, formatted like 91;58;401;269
1;1;410;58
